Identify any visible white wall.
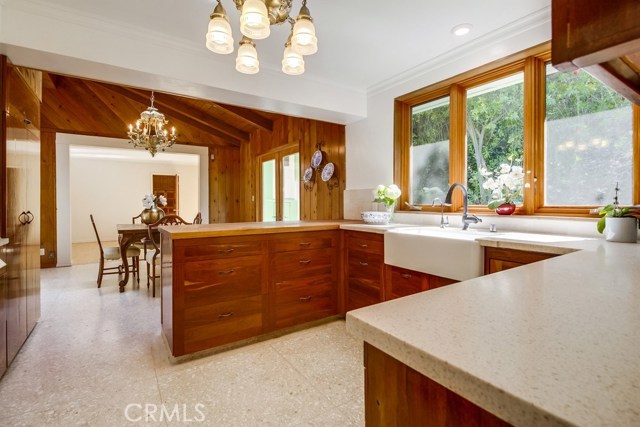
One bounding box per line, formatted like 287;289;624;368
56;134;209;265
345;12;551;193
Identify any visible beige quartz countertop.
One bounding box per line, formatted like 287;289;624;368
346;232;640;426
159;220;356;239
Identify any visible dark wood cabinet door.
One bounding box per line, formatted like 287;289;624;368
484;247;558;275
0;267;7;378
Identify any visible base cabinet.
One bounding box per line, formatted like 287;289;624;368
345;231;384;311
364;343;511;427
163;230;339;357
484;247;558;275
385;266;458;300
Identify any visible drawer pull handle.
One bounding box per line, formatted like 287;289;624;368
299;296;312;302
218;311;234;318
299;259;311;265
401;273;412;279
217;248;235;254
359;261;369;266
359;244;368;248
299;242;311;247
218;269;235;275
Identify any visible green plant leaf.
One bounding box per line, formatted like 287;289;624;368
597;216;606;234
488;200;503;210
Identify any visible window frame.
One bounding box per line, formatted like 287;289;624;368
394;42;640;216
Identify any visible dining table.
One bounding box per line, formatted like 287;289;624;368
116;223;150;293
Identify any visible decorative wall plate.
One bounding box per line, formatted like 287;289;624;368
311;150;323;168
321;162;335;181
303;167;313;183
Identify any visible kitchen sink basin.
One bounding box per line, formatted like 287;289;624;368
384;227;491;281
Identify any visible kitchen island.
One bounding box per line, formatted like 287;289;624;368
159;221;348;357
347;233;640;426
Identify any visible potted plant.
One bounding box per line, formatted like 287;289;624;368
597;184;639;243
480;162;524;215
373;184;402;212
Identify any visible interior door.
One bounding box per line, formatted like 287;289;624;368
258;147;300;222
153;174;179;215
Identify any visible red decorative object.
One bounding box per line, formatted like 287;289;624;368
495;203;516;215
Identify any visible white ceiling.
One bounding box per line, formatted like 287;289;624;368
0;0;550;123
14;0;549;91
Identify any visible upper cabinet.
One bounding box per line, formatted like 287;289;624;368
552;0;640;104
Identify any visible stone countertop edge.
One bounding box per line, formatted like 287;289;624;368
345;238;640;427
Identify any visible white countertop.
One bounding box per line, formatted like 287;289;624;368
345;227;640;426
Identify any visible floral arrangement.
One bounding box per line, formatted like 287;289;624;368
480;163;524;209
373;184;402;208
142;194;167;210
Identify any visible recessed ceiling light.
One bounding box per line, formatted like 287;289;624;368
452;24;473;36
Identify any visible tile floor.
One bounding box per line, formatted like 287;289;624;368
0;264;365;426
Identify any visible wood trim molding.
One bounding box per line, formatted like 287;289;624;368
524;56;546;215
634;104;640;205
448;84;466;211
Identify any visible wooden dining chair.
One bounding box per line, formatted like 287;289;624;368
193;212;203;224
90;214;141;288
145;214;191;297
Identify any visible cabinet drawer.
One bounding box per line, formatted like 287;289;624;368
346;285;380;311
183;295;264;354
175;237;266;260
347;233;383;255
271;231;336;253
274;282;336;329
182;255;265;307
348;254;383;283
428;275;458;290
389;266;427;299
272;248;335;283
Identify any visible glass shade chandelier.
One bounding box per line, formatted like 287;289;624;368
206;0;317;75
127;92;177;157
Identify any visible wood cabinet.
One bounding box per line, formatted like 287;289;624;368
344;231;384;311
484;247;558;275
0;246;7;379
552;0;640;104
364;343;511;427
385;265;458;300
270;231;338;330
2;59;41;368
162;230;339;356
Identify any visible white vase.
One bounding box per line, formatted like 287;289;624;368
605;217;638;243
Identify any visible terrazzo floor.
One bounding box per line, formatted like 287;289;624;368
0;263;365;426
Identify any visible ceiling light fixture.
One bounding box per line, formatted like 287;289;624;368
206;0;318;75
451;23;473;36
127;92;177;157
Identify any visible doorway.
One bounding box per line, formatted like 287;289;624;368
258;146;300;222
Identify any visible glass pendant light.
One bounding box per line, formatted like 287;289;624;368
205;1;234;54
282;32;305;75
292;0;317;55
236;36;259;74
240;0;270;40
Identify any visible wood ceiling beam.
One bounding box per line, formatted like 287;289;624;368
150;92;250;143
216;103;274;132
94;82;242;147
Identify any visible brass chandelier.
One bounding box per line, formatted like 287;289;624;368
127;92;177;157
205;0;318;75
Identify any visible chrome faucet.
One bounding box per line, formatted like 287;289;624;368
444;183;482;230
431;198;449;228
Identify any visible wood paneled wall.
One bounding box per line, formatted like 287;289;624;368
241;117;346;221
40;131;56;268
209;146;243;223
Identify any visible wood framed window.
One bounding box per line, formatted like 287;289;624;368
394;42;640;216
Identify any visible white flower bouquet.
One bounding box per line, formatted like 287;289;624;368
480;163;524;209
373;184;402;208
142;194;168;210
